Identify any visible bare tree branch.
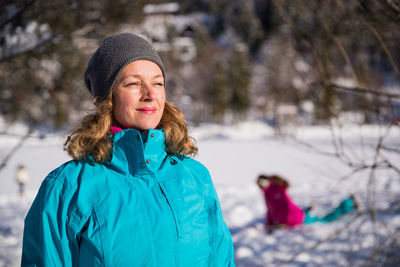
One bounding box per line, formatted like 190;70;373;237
278;206;400;266
270;0;325;79
0;0;37;29
381;145;400;154
386;0;400;12
312;82;400;99
355;0;400;77
320;21;359;83
381;157;400;175
290;135;391;172
278;213;362;266
0;127;33;173
0;34;57;62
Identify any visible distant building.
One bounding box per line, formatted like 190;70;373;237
127;2;212;62
143;2;180;15
275;103;298;126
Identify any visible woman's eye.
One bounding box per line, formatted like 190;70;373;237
155;83;164;86
126;82;140;87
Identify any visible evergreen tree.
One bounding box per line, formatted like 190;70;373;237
228;0;265;55
208;0;230;37
0;0;147;129
209;61;230;122
228;44;251;120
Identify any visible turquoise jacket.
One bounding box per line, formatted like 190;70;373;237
22;129;235;266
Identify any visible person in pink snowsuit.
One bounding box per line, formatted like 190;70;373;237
257;174;357;233
258;175;304;232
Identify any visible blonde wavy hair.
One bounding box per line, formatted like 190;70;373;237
65;93;198;163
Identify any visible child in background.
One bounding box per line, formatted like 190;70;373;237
257;174;358;233
15;165;29;197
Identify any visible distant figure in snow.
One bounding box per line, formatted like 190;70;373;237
257;174;358;233
15;165;29;197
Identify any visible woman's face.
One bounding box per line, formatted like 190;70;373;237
112;60;165;130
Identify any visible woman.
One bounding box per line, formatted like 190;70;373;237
22;33;235;266
257;174;357;233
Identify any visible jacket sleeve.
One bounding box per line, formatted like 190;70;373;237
21;176;81;266
207;181;236;267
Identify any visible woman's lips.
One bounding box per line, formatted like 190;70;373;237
137;107;157;114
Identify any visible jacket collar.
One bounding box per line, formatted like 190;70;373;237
106;128;167;175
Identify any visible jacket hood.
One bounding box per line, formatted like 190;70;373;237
107;128;167;175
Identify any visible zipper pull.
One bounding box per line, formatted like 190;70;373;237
159;184;170;204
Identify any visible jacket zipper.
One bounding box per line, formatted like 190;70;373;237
158;183;181;265
158;184;181;237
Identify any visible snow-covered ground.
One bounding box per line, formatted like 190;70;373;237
0;121;399;266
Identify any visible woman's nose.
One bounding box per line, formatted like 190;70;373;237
141;83;155;101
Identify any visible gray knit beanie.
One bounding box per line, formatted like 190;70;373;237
84;33;166;101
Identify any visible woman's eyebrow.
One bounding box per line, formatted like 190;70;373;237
120;74;163;81
120;74;140;80
117;74;140;84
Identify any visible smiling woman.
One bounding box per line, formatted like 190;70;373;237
21;33;235;266
112;60;166;130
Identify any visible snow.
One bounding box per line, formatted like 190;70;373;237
2;21;52;61
0;121;399;266
143;2;180;15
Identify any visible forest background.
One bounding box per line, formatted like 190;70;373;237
1;0;400;130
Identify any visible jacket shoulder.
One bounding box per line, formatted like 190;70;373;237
40;160;100;215
181;157;210;176
26;160;94;229
46;160;82;183
46;159;106;189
